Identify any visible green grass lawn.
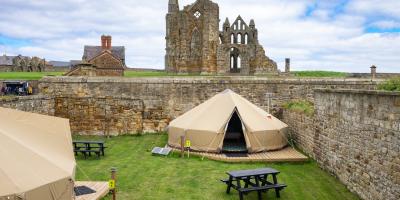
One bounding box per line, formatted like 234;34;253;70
74;134;359;200
293;71;348;78
0;72;64;80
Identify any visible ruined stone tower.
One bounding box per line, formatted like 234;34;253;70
165;0;277;75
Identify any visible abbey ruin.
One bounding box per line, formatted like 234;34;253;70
165;0;278;75
0;54;49;72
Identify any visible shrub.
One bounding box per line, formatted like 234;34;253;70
378;78;400;92
283;100;315;116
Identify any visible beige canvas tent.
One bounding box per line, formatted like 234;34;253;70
0;107;76;200
168;89;288;153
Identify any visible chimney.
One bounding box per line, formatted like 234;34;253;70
101;35;107;50
101;35;112;50
370;65;377;79
106;36;112;50
285;58;290;73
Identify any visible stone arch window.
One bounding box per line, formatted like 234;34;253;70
237;33;242;44
245;33;248;44
238;20;241;30
231;34;235;44
233;24;237;30
230;56;234;69
230;47;240;73
219;36;222;44
190;28;201;57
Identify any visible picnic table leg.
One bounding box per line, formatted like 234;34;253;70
239;192;244;200
273;174;280;198
244;177;250;188
261;174;268;186
101;144;105;156
226;176;233;194
255;176;262;200
237;179;243;200
73;143;78;156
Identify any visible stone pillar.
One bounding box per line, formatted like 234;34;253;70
370;65;377;79
285;58;290;73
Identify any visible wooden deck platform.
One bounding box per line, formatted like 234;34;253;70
174;147;308;163
75;181;109;200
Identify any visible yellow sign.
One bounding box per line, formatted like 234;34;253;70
108;180;116;189
185;140;191;148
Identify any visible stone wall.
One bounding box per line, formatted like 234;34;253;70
0;95;54;115
39;76;378;118
53;96;169;135
282;89;400;200
348;73;400;79
37;77;379;135
282;110;316;158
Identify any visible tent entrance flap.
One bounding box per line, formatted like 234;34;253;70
222;111;247;153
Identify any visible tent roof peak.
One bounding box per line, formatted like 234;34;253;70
221;89;234;94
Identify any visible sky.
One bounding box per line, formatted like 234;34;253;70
0;0;399;72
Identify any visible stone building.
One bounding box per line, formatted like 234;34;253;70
0;54;50;72
66;35;125;77
165;0;278;75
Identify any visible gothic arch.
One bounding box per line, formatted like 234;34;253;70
190;28;201;58
229;47;241;73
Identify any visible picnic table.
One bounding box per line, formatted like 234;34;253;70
221;168;287;200
73;141;107;159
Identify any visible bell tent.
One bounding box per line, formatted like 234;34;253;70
168;89;288;153
0;107;76;200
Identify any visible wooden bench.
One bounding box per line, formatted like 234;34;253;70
222;168;287;200
73;141;107;159
238;184;287;200
222;179;286;200
74;149;101;159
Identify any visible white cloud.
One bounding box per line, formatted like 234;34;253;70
347;0;400;19
0;0;399;72
370;20;400;29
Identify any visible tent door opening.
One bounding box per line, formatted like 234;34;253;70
222;110;247;153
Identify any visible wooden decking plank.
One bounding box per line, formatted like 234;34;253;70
75;181;109;200
171;147;308;162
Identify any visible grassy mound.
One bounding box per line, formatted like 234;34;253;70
293;71;347;78
378;78;400;91
283;100;315;116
